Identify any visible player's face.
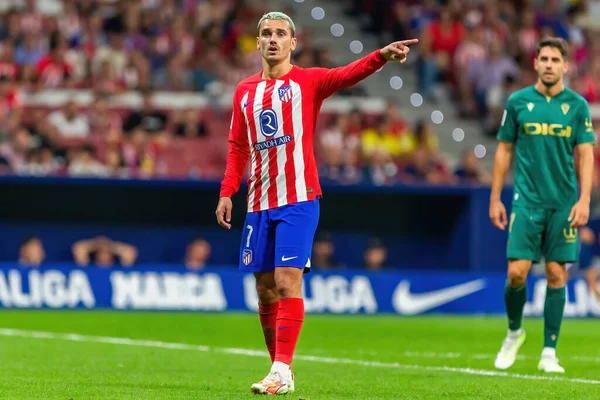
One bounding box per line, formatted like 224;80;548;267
535;46;568;87
257;19;297;63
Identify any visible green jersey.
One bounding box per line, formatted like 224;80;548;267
497;86;595;209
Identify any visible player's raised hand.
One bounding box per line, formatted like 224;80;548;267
216;196;233;229
568;199;590;228
489;200;508;230
380;39;419;63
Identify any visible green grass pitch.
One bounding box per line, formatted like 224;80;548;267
0;310;599;399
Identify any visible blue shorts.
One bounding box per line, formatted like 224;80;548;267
239;199;320;273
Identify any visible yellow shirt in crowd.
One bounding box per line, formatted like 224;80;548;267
361;129;438;157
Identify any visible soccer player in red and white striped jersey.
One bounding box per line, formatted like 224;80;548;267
215;11;417;395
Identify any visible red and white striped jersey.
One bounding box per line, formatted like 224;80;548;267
220;50;387;212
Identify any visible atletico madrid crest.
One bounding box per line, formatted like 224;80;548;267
242;249;253;266
278;85;292;103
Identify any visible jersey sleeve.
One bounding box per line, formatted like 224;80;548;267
312;50;387;100
497;96;519;143
575;100;596;146
220;89;250;198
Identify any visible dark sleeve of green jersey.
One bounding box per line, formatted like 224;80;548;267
575;100;595;145
497;97;518;143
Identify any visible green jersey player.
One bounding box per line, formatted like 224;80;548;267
489;37;595;373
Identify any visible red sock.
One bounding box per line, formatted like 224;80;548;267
274;297;304;365
258;301;279;362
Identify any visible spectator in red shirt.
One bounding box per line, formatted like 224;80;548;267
0;75;20;120
35;37;73;89
0;41;18;81
577;54;600;103
417;6;464;100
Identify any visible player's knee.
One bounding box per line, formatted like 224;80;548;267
274;268;303;298
255;277;278;303
507;273;527;287
275;278;302;298
580;227;595;244
256;286;278;303
546;273;566;287
545;264;566;287
507;264;528;287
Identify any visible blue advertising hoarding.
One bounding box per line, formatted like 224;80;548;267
0;176;516;272
0;264;598;317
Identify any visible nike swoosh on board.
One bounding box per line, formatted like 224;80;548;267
392;279;487;315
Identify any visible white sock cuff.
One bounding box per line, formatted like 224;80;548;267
542;347;556;358
508;328;523;336
271;361;290;375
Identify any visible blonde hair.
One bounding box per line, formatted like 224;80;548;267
257;11;296;37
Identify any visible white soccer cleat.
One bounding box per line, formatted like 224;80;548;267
538;356;565;373
250;370;290;395
287;372;295;393
494;329;526;370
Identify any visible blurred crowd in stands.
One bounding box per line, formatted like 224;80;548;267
0;0;495;185
347;0;599;135
0;0;598;186
316;100;491;185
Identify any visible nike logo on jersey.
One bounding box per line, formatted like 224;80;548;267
392;279;487;315
281;256;298;262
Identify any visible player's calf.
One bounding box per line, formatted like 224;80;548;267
496;259;531;370
259;301;279;363
256;272;280;362
254;272;279;362
504;260;531;332
542;262;566;368
267;267;304;383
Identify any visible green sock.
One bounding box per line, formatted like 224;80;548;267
504;282;527;331
544;286;566;348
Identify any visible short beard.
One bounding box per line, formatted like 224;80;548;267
540;76;560;88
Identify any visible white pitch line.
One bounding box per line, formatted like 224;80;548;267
401;351;600;363
0;328;599;386
338;349;600;363
402;351;600;363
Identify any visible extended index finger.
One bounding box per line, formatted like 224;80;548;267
398;39;419;46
